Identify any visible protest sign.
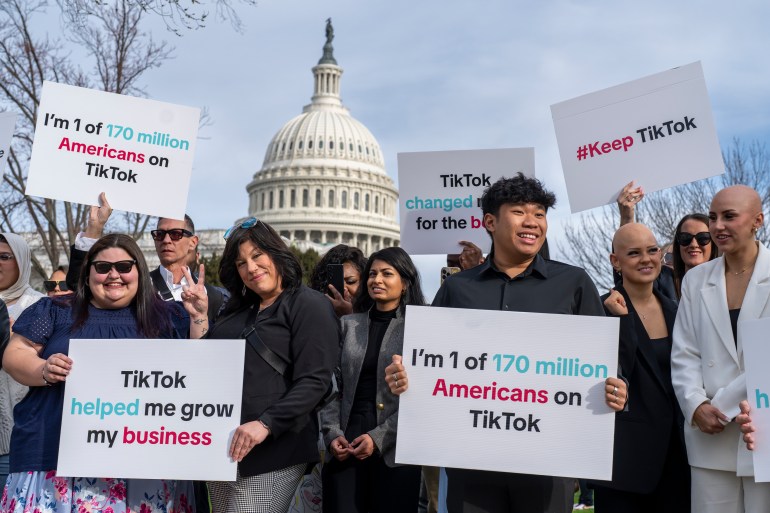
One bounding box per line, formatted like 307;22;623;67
740;317;770;481
57;339;244;481
551;61;723;213
26;81;200;219
396;305;618;480
398;148;535;255
0;111;17;179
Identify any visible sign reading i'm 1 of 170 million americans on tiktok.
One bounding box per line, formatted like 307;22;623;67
26;81;200;219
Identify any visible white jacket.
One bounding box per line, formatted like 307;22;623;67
672;241;770;476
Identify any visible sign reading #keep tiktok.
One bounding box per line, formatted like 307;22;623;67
551;61;723;213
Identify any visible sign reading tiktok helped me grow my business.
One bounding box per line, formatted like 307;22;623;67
398;148;534;255
26;81;200;219
57;339;244;481
396;306;619;480
740;317;770;482
551;61;723;213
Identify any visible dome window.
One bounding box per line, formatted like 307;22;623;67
329;141;334;150
315;189;322;207
328;190;335;207
319;140;324;149
374;195;379;213
358;145;362;153
354;192;360;210
289;141;293;150
279;190;285;208
303;189;309;207
269;191;274;209
366;147;369;155
281;142;286;151
299;140;303;149
291;189;297;207
365;193;370;211
342;191;348;209
308;140;314;149
349;143;353;151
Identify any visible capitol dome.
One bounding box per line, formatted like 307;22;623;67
246;22;400;255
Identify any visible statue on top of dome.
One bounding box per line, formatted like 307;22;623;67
319;18;337;65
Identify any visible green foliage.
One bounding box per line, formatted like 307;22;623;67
199;252;223;287
290;247;320;286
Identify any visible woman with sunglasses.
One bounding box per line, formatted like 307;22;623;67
671;214;718;298
1;233;209;512
320;247;425;513
593;223;690;512
0;233;44;488
206;218;339;513
672;185;770;512
45;266;72;297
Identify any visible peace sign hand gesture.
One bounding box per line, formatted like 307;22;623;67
181;264;209;338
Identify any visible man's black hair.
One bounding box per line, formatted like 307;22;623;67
480;172;556;217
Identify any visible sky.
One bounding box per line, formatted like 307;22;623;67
30;0;770;295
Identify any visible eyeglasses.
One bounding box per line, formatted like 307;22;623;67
150;228;193;242
91;260;137;274
676;232;712;247
224;217;261;240
43;280;70;292
0;253;15;261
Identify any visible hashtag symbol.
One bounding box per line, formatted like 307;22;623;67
576;145;588;161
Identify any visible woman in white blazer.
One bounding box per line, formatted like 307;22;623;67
671;185;770;513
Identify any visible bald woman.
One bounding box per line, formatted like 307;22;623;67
672;185;770;513
592;223;690;512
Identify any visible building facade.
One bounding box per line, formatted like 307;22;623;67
245;24;400;255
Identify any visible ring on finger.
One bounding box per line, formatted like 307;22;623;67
395;379;399;387
613;386;618;397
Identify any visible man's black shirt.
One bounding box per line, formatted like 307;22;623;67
433;253;605;317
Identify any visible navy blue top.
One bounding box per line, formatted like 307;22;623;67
9;297;188;472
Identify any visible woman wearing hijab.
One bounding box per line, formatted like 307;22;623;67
0;233;44;487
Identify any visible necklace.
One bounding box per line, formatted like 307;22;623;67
727;263;754;276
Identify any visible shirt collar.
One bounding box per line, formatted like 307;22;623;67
480;250;549;280
158;264;191;287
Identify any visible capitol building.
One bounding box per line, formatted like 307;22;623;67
244;23;400;255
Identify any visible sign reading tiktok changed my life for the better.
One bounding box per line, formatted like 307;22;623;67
396;306;619;480
551;61;724;214
26;81;200;219
397;148;534;255
57;339;244;481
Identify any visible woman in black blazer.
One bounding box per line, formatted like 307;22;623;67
320;247;426;513
593;223;690;512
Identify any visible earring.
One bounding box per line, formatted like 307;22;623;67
614;268;622;275
242;284;247;296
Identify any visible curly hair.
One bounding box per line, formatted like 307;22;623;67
309;244;367;293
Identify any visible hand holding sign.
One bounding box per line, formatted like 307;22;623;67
43;352;73;385
737;400;756;451
385;354;408;395
84;192;113;239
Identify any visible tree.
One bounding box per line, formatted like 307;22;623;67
557;139;770;290
0;0;171;279
200;251;223;287
290;246;320;286
57;0;257;35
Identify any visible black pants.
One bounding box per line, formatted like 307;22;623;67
322;409;421;513
593;429;690;513
445;468;573;513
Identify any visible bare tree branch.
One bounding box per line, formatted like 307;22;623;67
558;139;770;289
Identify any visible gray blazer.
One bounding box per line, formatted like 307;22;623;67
320;309;404;467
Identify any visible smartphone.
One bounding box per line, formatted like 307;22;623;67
440;266;461;284
327;264;345;296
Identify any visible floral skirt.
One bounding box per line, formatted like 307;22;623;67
0;471;195;513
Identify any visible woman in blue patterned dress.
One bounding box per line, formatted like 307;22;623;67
0;234;209;513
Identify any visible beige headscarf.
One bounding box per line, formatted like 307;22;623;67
0;232;34;303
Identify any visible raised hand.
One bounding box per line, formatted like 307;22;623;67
85;192;113;238
181;264;209;338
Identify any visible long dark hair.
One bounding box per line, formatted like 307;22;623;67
672;213;718;298
309;244;367;293
219;220;303;313
72;234;172;337
353;247;426;313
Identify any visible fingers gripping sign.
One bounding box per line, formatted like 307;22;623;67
385;354;408;395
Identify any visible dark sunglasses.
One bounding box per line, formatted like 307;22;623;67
0;253;15;261
676;232;712;247
224;217;261;240
91;260;137;274
150;228;193;242
43;280;70;292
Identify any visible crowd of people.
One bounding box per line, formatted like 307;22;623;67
0;172;768;513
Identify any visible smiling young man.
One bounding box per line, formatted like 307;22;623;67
428;173;625;513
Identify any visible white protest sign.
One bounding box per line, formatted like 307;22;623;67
0;111;17;179
26;81;200;219
740;317;770;481
398;148;535;255
396;305;618;480
57;339;244;481
551;61;723;213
